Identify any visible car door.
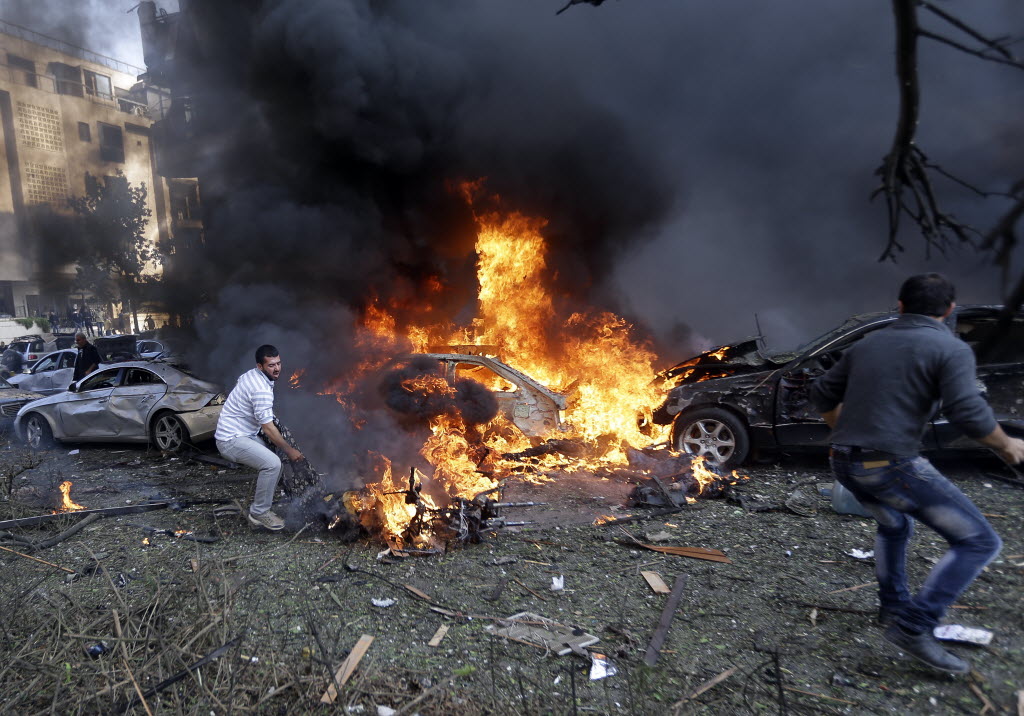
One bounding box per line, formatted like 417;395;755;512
53;351;77;393
935;307;1024;446
105;367;168;438
56;367;122;438
773;317;902;448
24;353;60;393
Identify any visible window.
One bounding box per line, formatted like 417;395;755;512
455;363;517;392
59;352;76;369
98;123;124;163
125;368;162;386
78;122;91;142
956;314;1024;364
33;355;58;372
79;369;120;391
51;63;83;97
83;70;113;100
7;54;37;88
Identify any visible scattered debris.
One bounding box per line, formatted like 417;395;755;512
643;574;687;666
846;549;874;560
640;571;670;595
784;488;817;516
588;652;616;680
485;612;598;656
672;666;739;707
933;624;993;645
320;635;374;705
484;578;509;602
371;598;396;608
615;540;732;564
492;556;518;565
428;625;449;647
550;575;564;591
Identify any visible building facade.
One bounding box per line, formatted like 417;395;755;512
0;18;175;321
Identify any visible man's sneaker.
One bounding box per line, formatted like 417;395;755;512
248;509;285;532
882;624;969;674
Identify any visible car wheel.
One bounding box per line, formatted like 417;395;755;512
673;407;749;469
151;412;189;452
24;413;54;450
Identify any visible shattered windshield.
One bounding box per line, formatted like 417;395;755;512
785;312;894;359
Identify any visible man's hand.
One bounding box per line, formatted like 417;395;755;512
977;425;1024;465
996;436;1024;465
260;421;304;462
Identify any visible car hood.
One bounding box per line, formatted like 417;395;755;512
1;387;46;403
661;338;785;385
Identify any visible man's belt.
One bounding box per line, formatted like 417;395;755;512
830;445;900;467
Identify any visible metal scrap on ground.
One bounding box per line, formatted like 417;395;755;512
485;612;599;656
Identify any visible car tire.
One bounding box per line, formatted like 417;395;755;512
672;406;750;470
151;412;189;453
24;413;55;450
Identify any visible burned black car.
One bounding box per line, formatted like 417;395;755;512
652;306;1024;469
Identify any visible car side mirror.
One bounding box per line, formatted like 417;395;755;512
68;383;78;393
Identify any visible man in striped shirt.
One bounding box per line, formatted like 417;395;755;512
215;344;303;531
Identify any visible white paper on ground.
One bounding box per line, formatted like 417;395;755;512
933;624;993;645
550;575;564;591
370;598;395;608
589;653;617;680
847;549;874;559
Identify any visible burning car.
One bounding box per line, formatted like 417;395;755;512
652;305;1024;468
15;361;225;452
417;349;570;438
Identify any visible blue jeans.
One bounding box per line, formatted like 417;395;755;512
830;448;1001;632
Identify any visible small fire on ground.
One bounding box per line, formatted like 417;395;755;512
296;182;747;549
55;481;85;513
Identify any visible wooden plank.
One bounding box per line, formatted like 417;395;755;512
672;666;738;707
641;571;671;595
403;584;432;602
616;540;732;563
319;635;374;704
428;625;449;647
643;574;687;666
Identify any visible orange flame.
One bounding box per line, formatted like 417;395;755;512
57;481;85;511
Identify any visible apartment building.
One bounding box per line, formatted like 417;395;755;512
0;18;173;318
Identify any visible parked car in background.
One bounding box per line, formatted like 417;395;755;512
0;376;45;424
45;333;77;352
652;305;1024;469
7;349;78;395
15;361;225;452
0;335;46;377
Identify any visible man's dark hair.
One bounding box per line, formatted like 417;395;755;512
898;273;956;316
255;344;280;364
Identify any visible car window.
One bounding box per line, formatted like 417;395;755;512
59;352;76;369
33;355;58;372
79;368;121;391
0;375;13;389
125;368;164;386
455;363;517;392
955;313;1024;364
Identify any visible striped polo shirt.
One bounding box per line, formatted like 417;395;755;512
215;367;276;441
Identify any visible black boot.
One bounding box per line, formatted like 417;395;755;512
882;624;969;674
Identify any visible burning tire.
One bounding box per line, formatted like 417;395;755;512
24;412;55;450
672;407;749;469
151;412;189;453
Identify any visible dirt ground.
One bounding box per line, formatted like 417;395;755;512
1;429;1023;715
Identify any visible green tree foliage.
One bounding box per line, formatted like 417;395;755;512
67;172;161;332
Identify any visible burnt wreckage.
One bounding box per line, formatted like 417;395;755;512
651;306;1024;469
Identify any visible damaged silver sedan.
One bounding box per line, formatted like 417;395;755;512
14;362;225;452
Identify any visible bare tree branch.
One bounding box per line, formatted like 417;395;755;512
919;1;1022;64
919;30;1024;70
